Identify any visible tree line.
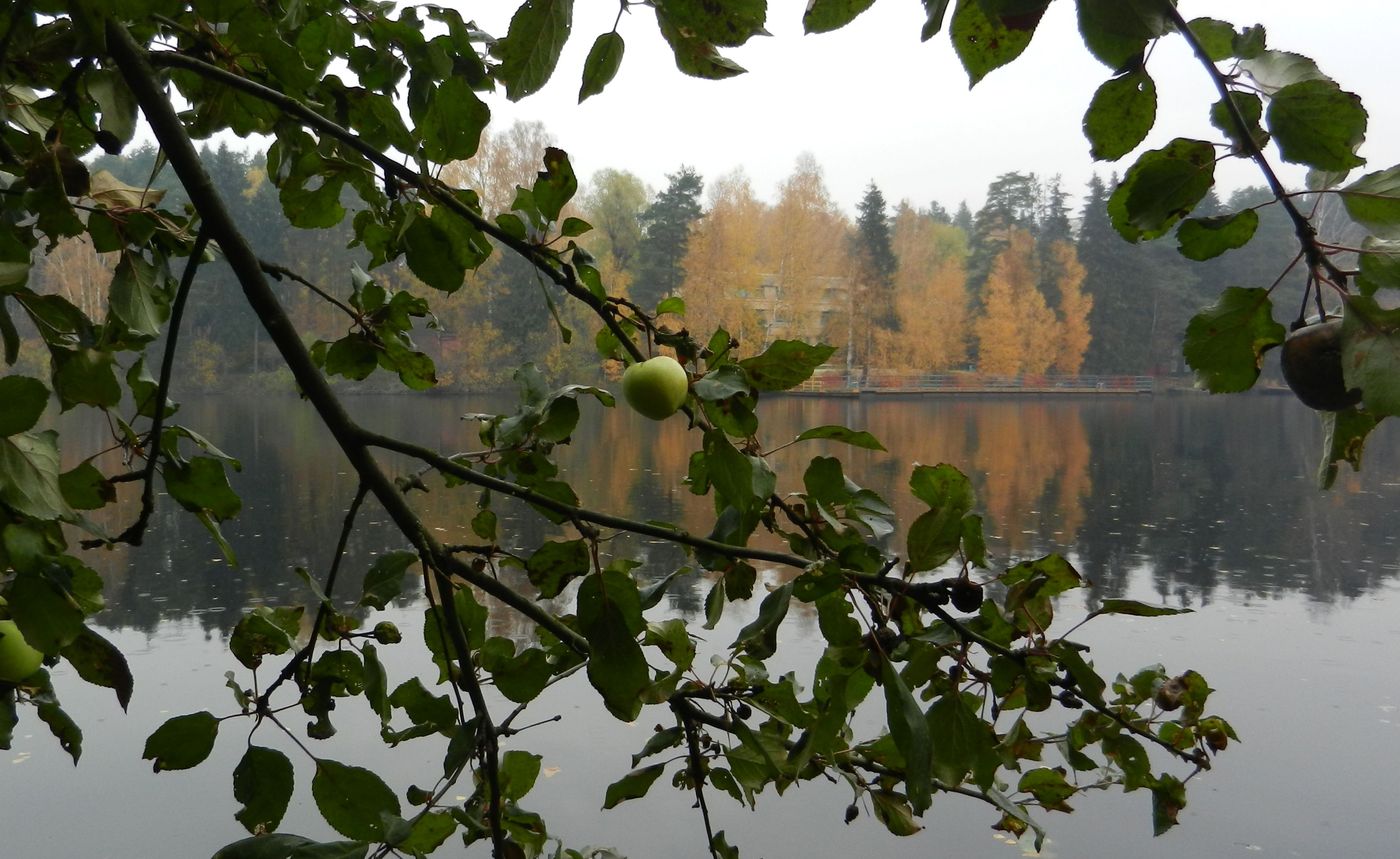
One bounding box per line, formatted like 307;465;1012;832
25;121;1330;391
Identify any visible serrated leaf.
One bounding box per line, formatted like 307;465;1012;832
1211;92;1269;154
143;711;219;771
1075;0;1168;71
803;0;878;34
164;455;241;520
602;763;665;809
1339;166;1400;239
1238;50;1329;92
738;340;836;391
1357;237;1400;295
60;626;133;710
109;252;168;338
312;759;401;841
234;746;295;833
1083;68;1156;161
420;78;489;163
359;551;417;610
526;539;591;599
729;582;793;661
1182;287;1285;393
1266;80;1366;171
1341;295;1400;416
0;430;72;520
1317;408;1380;489
1176;210;1259;261
497;0;573;101
577;569;648;721
212;834;367;859
793;425;886;450
1186;17;1235;62
950;0;1045;87
579;32;624;102
1108;138;1216;242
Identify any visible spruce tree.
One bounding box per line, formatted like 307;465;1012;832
634;166;704;310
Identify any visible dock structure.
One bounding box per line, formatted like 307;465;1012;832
792;371;1155;396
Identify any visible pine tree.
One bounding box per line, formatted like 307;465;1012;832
634;166;704;310
852;181;899;339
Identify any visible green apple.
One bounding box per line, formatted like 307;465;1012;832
0;619;43;683
622;355;689;420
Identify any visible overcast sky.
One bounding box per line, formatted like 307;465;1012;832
479;0;1400;217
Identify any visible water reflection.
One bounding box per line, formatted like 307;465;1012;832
27;392;1400;858
61;392;1400;637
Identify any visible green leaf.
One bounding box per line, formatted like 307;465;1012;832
793;425;886;450
230;606;303;669
1149;773;1187;835
496;0;573;101
526;538;591;599
312;759;402;841
579;32;624;102
358;551;417;610
1091;599;1192;618
1083;69;1156;161
870;790;922;836
109;253;169;339
1357;237;1400;295
1211;92;1269;153
882;659;932;814
928;691;996;787
632;726;685;766
1176;210;1260;261
1238;50;1329;92
803;0;877;34
1017;767;1075;812
59;626;133;710
0;375;48;436
1186;17;1235;62
212;834;367;859
58;461;113;510
481;641;553;704
7;566;87;652
52;347;121;410
655;0;767;46
499;749;543;802
320;336;374;381
1182;287;1285;393
1339;166;1400;239
655;11;748;79
36;698;82;764
420;77;489;163
143;711;219;772
920;0;953;39
234;746;295;833
1317;407;1380;489
577;568;649;721
533;147;577;224
1074;0;1168;71
1342;295;1400;416
906;464;975;571
1108;138;1217;242
0;430;72;520
164;456;242;520
729;582;793;661
399;812;456;854
739;340;836;391
1266;80;1366;171
950;0;1046;87
602;764;667;810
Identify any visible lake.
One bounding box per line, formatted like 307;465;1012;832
7;393;1400;858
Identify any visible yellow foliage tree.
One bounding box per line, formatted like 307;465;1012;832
873;204;972;370
973;230;1059;375
1048;241;1093;375
760;153;849;345
679;169;767;348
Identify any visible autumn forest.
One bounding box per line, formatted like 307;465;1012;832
25;119;1332;392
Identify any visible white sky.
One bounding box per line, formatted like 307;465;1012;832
480;0;1400;216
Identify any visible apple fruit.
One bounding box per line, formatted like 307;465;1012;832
1280;317;1362;411
0;619;43;683
622;355;690;420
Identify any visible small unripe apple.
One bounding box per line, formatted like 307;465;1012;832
621;355;689;420
1281;318;1362;411
0;619;43;683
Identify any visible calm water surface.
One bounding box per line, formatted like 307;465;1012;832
8;394;1400;858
